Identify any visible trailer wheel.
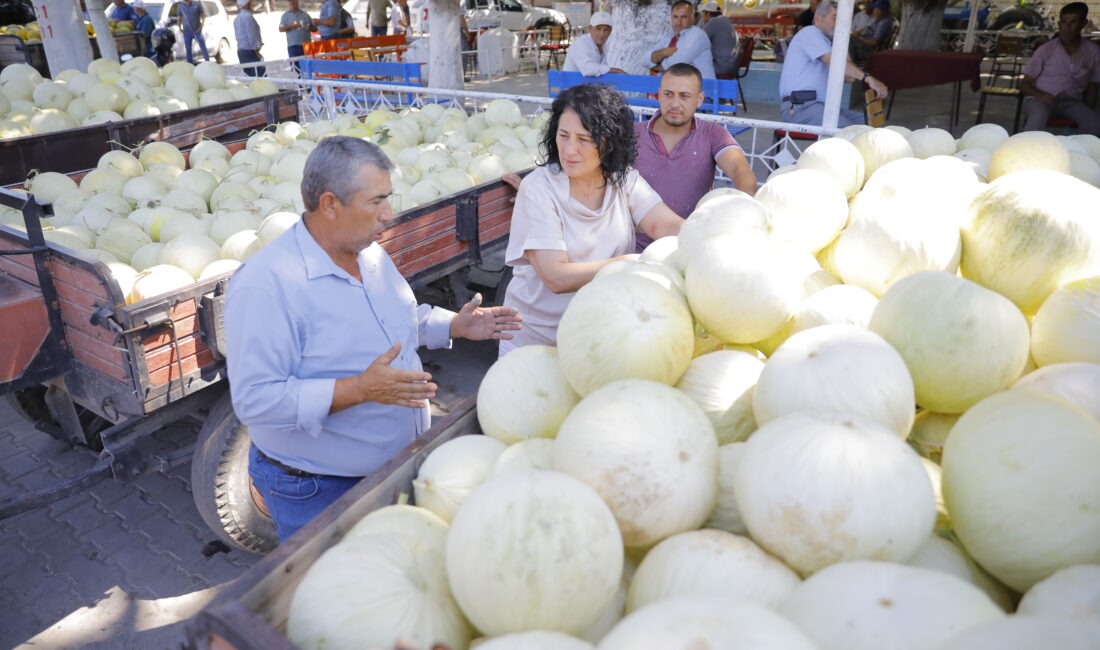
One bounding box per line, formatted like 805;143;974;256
215;38;231;64
5;387;55;427
191;393;278;555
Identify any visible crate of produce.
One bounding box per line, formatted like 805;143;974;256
0;90;300;187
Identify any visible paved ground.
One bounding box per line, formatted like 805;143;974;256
0;29;1030;649
0;336;496;650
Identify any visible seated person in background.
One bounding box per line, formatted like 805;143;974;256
500;84;685;355
852;0;895;62
795;0;821;32
699;1;739;77
563;11;626;76
648;0;716;78
634;63;757;250
779;0;888;127
1019;1;1100;136
851;2;873;33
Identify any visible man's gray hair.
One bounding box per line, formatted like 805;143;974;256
300;136;394;211
816;0;838;17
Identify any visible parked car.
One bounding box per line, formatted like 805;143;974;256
462;0;568;32
114;0;234;63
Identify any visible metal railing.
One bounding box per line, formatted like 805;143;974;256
224;73;837;181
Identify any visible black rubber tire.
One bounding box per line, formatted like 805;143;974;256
4;386;55;427
991;8;1043;30
191;392;278;555
533;18;562;30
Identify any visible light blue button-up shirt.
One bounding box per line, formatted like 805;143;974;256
318;0;342;39
234;8;263;51
225;220;455;477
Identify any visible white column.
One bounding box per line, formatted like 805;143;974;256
428;0;464;89
31;0;96;76
963;0;980;53
822;0;856;129
85;0;120;64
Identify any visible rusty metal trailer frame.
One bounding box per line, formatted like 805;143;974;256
0;172;518;520
184;396;480;650
0;90;300;188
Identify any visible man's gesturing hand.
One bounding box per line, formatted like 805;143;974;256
356;341;436;408
450;293;523;341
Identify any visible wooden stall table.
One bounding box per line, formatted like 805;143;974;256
864;50;983;129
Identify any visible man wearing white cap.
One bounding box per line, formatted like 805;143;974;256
132;0;156;58
562;11;625;76
235;0;265;77
699;1;738;76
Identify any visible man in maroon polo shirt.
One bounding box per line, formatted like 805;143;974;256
1019;2;1100;136
633;63;757;250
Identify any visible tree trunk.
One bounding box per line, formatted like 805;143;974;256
33;0;97;74
428;0;464;90
897;0;947;50
85;0;119;64
607;0;673;75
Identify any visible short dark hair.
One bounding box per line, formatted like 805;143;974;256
539;84;636;188
671;0;696;13
662;63;703;89
1061;2;1088;19
300;136;394;211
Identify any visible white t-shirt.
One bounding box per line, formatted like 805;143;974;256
503;164;662;347
563;33;610;76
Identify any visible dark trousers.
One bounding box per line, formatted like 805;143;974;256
238;48;265;77
287;43;305;75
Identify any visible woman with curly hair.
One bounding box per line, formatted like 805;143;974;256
499;83;684;355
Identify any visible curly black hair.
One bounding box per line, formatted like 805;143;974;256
539;83;637;189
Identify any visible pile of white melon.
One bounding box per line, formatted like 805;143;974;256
283;123;1100;650
0;59;279;138
0;99;542;306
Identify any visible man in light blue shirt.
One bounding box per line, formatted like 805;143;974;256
778;0;887;127
226;137;521;542
234;0;264;76
316;0;343;39
647;0;715;79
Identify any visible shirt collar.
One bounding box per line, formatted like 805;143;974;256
647;112;699;135
293;218;364;282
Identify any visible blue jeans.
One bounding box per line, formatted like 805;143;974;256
371;25;388;36
248;446;361;542
183;31;210;63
